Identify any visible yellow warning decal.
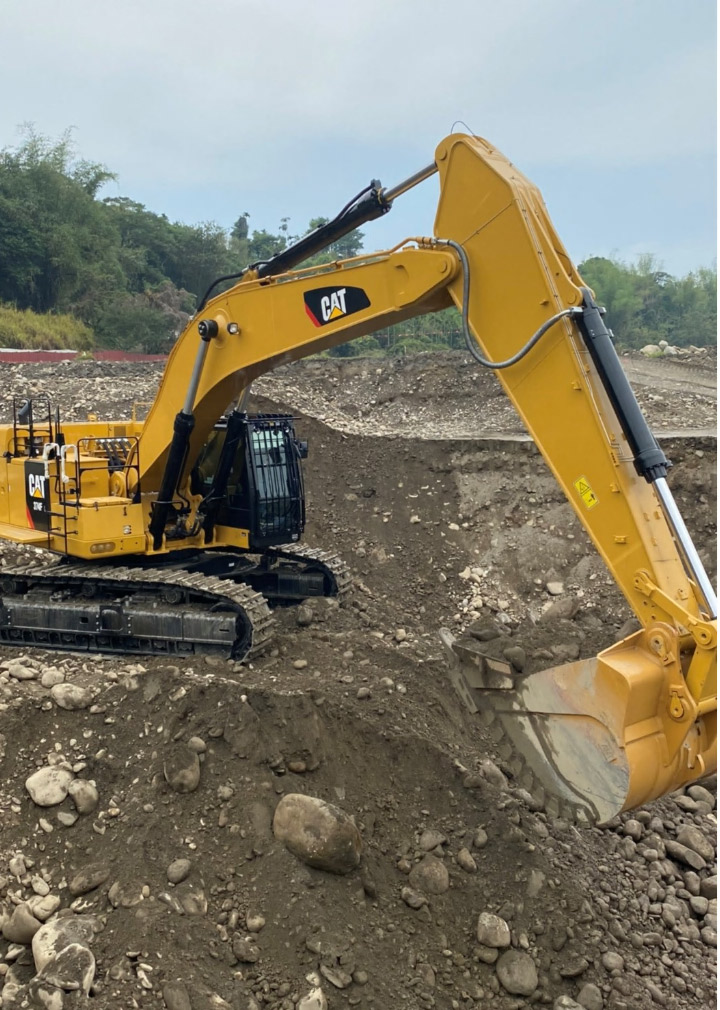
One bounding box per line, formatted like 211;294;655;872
573;475;599;510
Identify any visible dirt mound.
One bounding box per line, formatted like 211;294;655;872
0;646;716;1009
253;350;716;439
0;352;717;1010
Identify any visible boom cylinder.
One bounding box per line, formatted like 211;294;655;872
576;288;716;617
201;409;246;541
149;322;216;549
576;289;669;482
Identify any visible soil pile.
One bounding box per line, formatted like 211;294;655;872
0;352;716;1010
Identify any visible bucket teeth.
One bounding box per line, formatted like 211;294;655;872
441;628;605;827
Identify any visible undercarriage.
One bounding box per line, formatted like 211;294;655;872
0;545;350;662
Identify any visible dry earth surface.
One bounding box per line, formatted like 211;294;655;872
0;350;716;1010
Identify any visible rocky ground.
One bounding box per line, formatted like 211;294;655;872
0;351;716;1010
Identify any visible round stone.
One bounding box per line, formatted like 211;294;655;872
496;949;538;996
40;668;65;688
50;683;93;710
273;793;362;874
2;904;42;944
601;951;625;972
167;858;191;884
67;779;99;815
8;662;36;680
408;854;449;895
457;847;477;873
677;825;715;862
68;864;110;897
419;829;446;851
26;894;61;922
162;982;192;1010
25;767;73;807
31;876;50;897
232;936;259;963
476;912;511;948
163;746;201;793
576;982;604;1010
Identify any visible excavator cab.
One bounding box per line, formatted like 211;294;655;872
193;413;306;549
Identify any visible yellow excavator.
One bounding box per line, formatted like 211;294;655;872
0;133;715;823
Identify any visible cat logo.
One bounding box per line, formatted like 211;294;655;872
28;473;46;500
24;461;51;531
321;288;348;322
304;285;370;327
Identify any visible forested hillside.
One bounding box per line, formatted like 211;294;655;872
0;130;715;354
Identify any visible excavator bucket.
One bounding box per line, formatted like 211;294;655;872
441;626;717;824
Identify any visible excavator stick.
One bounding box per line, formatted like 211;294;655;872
442;625;717;823
426;132;717;819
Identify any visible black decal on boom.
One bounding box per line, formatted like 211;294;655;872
304;286;370;327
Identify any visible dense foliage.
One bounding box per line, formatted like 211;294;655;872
0;130;715;354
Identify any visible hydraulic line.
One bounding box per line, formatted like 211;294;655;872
434;238;582;369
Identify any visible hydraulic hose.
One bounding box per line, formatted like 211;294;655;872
435;238;581;369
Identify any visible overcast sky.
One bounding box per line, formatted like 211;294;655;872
1;0;716;276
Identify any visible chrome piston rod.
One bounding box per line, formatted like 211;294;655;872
653;476;717;619
381;163;438;204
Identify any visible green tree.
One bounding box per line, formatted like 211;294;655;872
103;197;179;292
167;222;234;300
302;216;364;266
247;227;287;264
0;127;122;315
579;255;717;349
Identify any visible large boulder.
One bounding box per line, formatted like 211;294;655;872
35;942;95;994
25;767;73;807
2;903;42;944
32;916;96;972
273;793;362;874
408;855;449;895
476;912;511;948
496;949;538;996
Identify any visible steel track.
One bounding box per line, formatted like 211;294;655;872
0;545;351;663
